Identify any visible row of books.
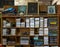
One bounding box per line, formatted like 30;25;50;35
3;17;57;28
2;45;59;47
2;28;58;36
2;36;57;45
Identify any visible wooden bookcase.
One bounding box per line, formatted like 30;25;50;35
0;1;60;47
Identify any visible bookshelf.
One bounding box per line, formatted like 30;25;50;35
0;0;60;47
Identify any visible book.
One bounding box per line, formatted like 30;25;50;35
30;29;34;36
20;22;25;27
16;18;21;27
44;36;48;45
26;18;30;27
35;18;39;27
11;29;16;35
18;6;26;15
30;18;34;28
28;2;38;14
49;37;57;44
40;17;43;27
48;29;58;36
39;28;43;36
48;18;57;27
3;20;7;27
34;37;44;46
44;28;48;35
44;18;48;27
3;29;7;36
48;6;56;14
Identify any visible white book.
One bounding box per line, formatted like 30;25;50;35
30;29;34;36
11;29;16;35
3;20;7;27
16;18;21;27
30;18;34;28
39;28;43;36
44;36;48;45
26;18;29;27
40;17;43;27
44;28;48;35
44;18;48;27
3;29;7;35
35;18;39;27
16;22;20;27
20;22;25;27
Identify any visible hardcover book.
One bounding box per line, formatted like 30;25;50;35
48;18;58;27
28;2;38;14
48;6;56;14
18;6;26;14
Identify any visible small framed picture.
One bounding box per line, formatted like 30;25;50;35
18;6;27;14
48;6;56;14
28;2;38;15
